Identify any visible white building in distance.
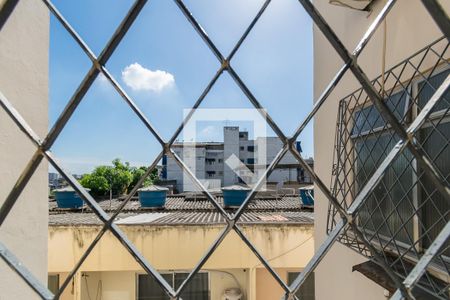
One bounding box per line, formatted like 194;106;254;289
162;126;313;193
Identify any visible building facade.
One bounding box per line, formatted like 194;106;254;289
48;195;315;300
314;0;449;299
163;126;313;192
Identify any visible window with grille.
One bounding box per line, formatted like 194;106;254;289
287;272;315;300
353;68;449;254
416;69;450;255
47;275;59;296
137;272;209;300
354;90;414;246
328;37;450;297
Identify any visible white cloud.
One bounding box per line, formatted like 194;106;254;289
200;125;215;137
121;63;175;93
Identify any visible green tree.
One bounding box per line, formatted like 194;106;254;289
129;167;159;191
79;159;133;197
80;173;109;196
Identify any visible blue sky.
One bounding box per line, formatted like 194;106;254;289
49;0;313;174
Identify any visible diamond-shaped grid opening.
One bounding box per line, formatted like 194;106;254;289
232;0;314;135
235;217;315;295
49;13;92;130
48;0;135;55
50;75;162;181
105;0;219;141
181;0;267;56
166;72;281;196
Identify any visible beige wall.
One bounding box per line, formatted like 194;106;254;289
313;0;449;300
0;0;49;299
48;224;314;299
255;267;302;300
61;267;299;300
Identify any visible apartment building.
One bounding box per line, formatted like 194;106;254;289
163;126;313;192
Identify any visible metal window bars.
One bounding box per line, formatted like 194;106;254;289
328;37;450;298
0;0;447;299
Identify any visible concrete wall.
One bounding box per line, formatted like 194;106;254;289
48;224;314;300
313;0;449;299
0;1;49;299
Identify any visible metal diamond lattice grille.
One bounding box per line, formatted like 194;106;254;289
0;0;449;300
328;37;450;298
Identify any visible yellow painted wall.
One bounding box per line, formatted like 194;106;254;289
56;272;76;300
81;271;135;300
59;268;300;300
255;267;303;300
48;224;313;299
313;0;450;299
49;225;313;272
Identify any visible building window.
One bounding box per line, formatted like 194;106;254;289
353;68;449;255
287;272;315;300
47;274;59;295
247;158;255;164
240;146;244;151
247;145;255;152
416;69;449;254
353;90;413;245
298;168;305;182
137;272;209;300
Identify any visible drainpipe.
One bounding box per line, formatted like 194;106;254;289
74;271;82;300
248;267;256;300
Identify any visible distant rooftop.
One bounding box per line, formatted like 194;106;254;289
49;195;313;226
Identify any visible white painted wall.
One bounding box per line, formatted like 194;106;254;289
313;0;449;299
0;0;49;299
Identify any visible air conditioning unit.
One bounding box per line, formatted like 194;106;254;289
221;288;243;300
329;0;374;10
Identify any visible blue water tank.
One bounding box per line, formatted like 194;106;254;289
54;187;89;209
222;185;251;207
138;185;169;208
299;186;314;206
